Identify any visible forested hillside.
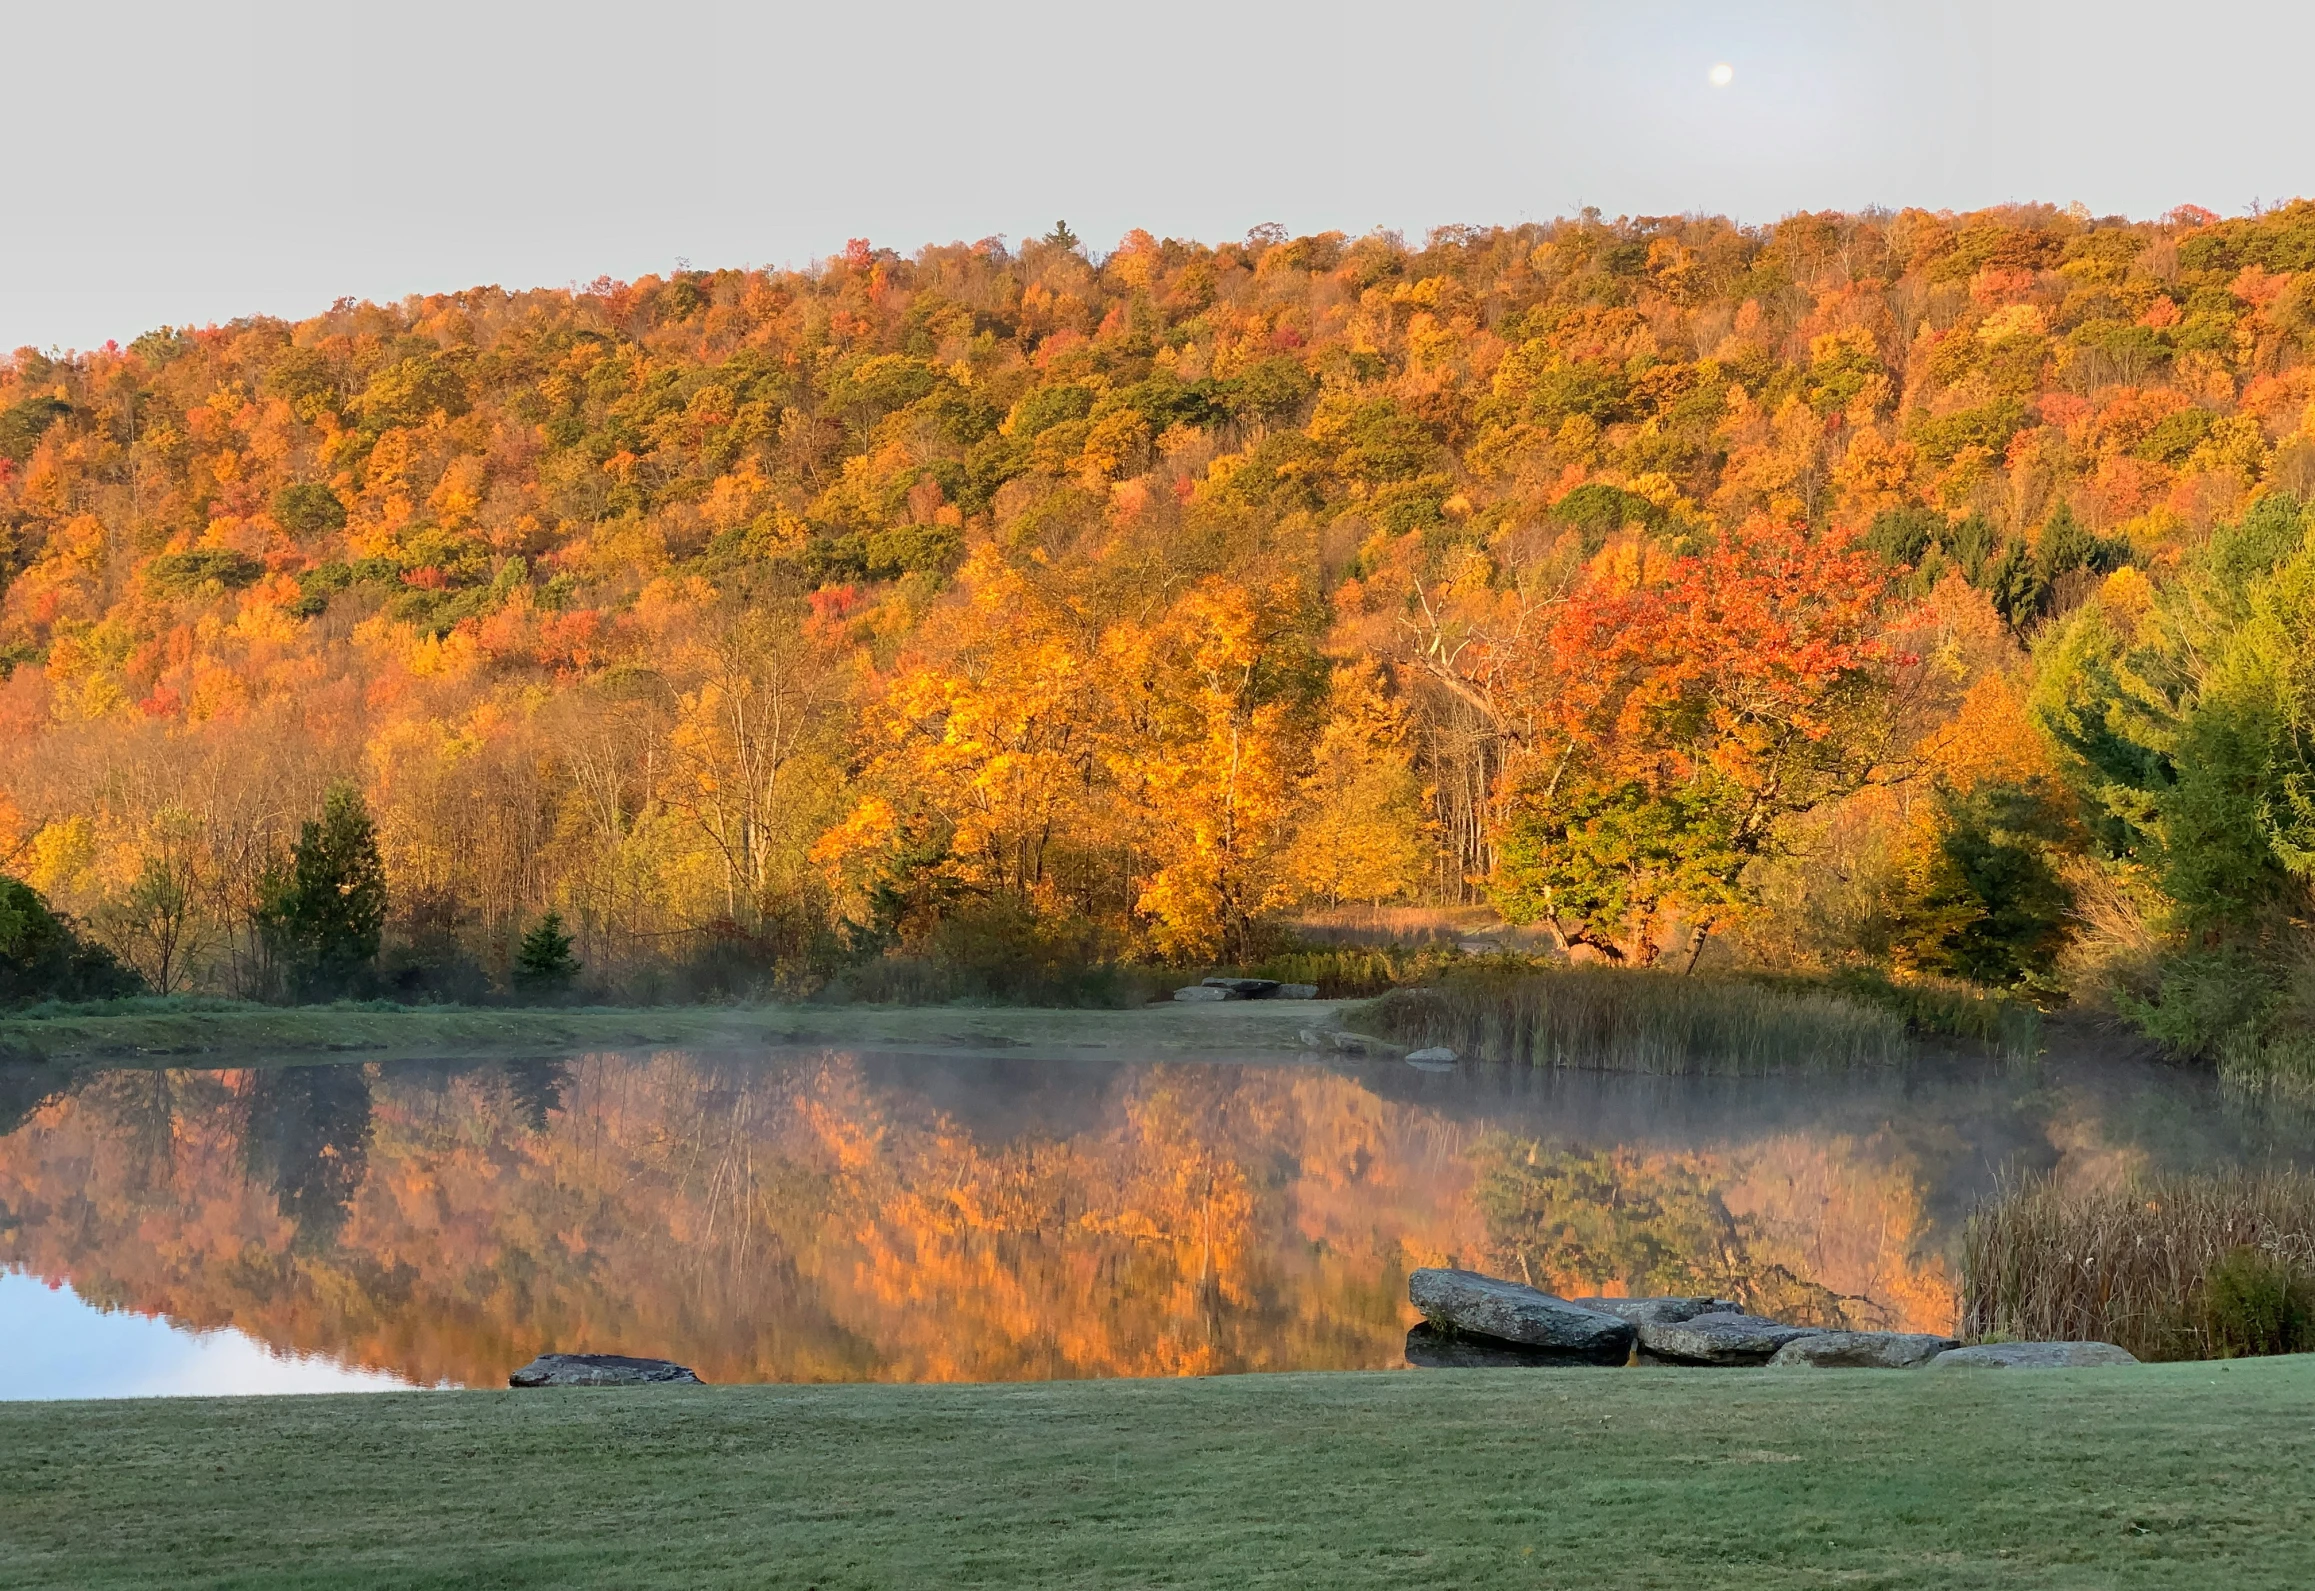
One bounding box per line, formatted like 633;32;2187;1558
3;205;2312;1074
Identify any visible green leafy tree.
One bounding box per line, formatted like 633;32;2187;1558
0;875;146;1004
513;911;580;996
259;785;387;1001
2034;496;2315;1058
1892;781;2073;989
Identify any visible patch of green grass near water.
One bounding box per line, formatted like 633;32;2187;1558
1357;966;2040;1074
4;1361;2313;1589
0;996;1342;1066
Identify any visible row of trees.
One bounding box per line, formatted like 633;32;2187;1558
2;203;2311;1054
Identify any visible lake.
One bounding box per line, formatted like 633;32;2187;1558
0;1041;2299;1398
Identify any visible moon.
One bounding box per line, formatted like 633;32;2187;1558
1709;62;1734;87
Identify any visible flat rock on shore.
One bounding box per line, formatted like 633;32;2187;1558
1637;1312;1825;1366
1408;1268;1636;1363
509;1353;704;1387
1931;1341;2140;1368
1768;1331;1959;1369
1571;1296;1744;1327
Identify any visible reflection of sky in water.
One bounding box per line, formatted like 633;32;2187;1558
0;1269;416;1400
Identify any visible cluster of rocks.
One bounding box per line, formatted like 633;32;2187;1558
509;1353;703;1387
1406;1268;2139;1370
1173;977;1319;1002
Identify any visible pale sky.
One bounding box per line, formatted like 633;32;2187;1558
8;0;2313;353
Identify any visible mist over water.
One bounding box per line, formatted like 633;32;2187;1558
0;1043;2298;1398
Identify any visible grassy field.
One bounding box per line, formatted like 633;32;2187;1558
0;995;1352;1066
4;1360;2312;1589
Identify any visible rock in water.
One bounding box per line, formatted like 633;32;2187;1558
1404;1047;1459;1064
509;1353;704;1387
1570;1296;1743;1326
1636;1311;1825;1366
1173;985;1235;1002
1403;1324;1606;1369
1930;1341;2140;1369
1767;1331;1959;1369
1202;977;1281;997
1407;1268;1636;1363
1272;983;1319;1000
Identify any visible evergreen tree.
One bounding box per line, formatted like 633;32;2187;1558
260;784;387;1001
513;910;580;996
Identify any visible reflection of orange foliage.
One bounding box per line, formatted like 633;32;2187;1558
0;1057;1963;1385
1721;1134;1956;1332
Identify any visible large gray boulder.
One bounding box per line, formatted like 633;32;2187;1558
1767;1331;1958;1369
509;1353;704;1387
1402;1324;1604;1368
1571;1296;1743;1326
1174;985;1235;1002
1203;977;1280;997
1637;1311;1826;1365
1931;1341;2140;1369
1407;1268;1635;1363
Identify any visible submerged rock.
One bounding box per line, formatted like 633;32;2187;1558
1405;1047;1459;1065
1404;1324;1608;1369
1637;1311;1825;1366
1767;1331;1958;1369
1930;1341;2140;1369
509;1353;704;1387
1571;1296;1743;1326
1407;1268;1636;1363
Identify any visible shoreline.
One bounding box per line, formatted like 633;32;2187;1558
0;996;1360;1068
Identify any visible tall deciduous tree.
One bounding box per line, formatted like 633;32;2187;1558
1493;520;1900;965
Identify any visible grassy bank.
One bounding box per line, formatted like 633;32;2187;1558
0;995;1347;1066
4;1362;2313;1588
1963;1170;2315;1361
1356;966;2041;1074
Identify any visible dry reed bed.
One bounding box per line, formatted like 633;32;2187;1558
1963;1169;2315;1361
1362;967;1910;1075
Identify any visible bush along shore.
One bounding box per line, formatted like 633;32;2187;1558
1405;1266;2137;1370
1963;1168;2315;1361
1353;965;2040;1075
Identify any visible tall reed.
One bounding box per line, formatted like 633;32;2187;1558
1961;1169;2315;1361
1360;966;1909;1075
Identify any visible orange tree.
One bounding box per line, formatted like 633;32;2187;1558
1492;519;1903;966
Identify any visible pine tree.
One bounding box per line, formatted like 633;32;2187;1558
513;910;580;996
259;785;387;1001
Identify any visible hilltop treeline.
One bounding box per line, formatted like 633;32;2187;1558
1;206;2311;1070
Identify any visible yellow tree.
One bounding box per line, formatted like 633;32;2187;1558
1110;577;1310;961
1274;661;1433;912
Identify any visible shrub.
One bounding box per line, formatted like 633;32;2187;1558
0;875;146;1006
2204;1245;2315;1358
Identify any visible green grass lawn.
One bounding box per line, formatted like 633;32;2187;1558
5;1359;2312;1589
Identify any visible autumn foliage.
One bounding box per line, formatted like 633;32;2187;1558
5;202;2315;997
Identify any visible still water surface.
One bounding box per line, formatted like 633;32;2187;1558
0;1043;2299;1398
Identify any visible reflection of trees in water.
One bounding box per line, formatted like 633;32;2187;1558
240;1066;374;1246
0;1050;1983;1384
500;1060;571;1133
0;1061;74;1140
1472;1135;1878;1328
